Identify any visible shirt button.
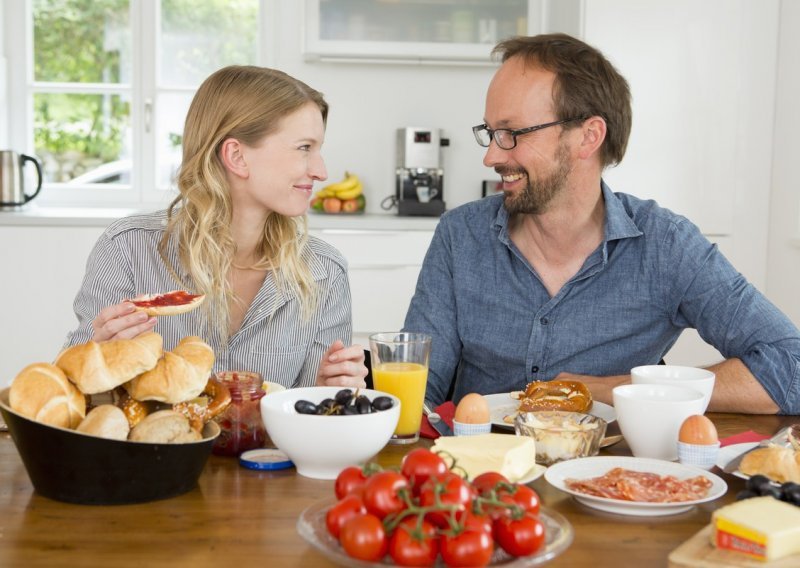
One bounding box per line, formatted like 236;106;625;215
540;317;548;325
531;365;539;373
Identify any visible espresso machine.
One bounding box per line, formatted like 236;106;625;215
393;127;447;216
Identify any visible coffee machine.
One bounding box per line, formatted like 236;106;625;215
394;127;447;216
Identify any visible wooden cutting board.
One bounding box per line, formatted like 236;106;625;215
668;525;800;567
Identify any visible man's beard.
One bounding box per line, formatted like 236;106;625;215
503;141;572;215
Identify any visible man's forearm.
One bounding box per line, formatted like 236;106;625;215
706;358;779;414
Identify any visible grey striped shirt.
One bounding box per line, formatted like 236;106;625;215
65;210;353;389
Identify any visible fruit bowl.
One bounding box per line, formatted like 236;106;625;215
310;171;366;214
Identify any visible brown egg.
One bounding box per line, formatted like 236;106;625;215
454;393;490;424
678;415;719;445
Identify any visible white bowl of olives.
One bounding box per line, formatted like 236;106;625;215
260;386;400;479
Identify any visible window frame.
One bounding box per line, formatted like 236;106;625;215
4;0;273;209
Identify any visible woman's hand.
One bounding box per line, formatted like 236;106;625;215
91;302;157;341
315;340;368;388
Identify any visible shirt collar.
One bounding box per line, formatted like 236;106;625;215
492;180;643;247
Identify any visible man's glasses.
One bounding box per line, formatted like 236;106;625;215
472;117;585;150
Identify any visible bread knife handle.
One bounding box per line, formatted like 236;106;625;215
722;426;790;474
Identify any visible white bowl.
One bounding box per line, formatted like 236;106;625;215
631;365;715;412
260;386;400;479
612;384;706;461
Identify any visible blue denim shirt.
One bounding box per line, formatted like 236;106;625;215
404;182;800;414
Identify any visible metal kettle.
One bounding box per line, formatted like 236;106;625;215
0;150;43;208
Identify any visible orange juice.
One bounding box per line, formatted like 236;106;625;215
372;362;428;437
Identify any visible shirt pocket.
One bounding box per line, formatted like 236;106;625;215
248;346;308;385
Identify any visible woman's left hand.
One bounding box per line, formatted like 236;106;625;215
315;340;368;388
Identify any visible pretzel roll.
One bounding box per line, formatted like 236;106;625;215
173;377;231;432
518;379;593;413
125;336;214;404
55;332;163;394
10;363;86;428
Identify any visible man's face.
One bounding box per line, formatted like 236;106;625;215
482;57;574;215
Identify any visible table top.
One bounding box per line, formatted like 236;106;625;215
0;412;795;568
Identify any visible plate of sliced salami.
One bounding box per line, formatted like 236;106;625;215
545;456;727;516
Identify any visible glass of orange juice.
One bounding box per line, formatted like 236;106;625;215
369;332;431;444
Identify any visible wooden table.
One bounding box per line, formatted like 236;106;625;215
0;413;795;568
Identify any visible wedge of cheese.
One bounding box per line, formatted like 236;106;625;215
711;496;800;561
432;433;536;482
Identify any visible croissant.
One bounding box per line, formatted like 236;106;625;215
740;446;800;484
124;336;214;404
10;362;86;428
55;332;163;394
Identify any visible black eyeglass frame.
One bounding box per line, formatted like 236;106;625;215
472;117;586;150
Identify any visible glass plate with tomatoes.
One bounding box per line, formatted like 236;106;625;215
297;497;574;567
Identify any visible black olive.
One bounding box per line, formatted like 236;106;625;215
294;400;318;415
746;474;773;493
318;398;336;411
355;395;372;414
759;484;783;500
735;489;759;501
784;486;800;506
342;405;359;415
335;389;354;405
371;396;393;411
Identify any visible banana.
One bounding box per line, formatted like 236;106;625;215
334;182;363;201
321;171;359;194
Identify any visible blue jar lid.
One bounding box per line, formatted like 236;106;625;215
239;449;294;471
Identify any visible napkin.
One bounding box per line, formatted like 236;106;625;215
420;401;455;439
719;430;771;447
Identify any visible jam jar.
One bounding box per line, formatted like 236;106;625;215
212;371;267;457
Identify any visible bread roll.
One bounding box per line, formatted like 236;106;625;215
130;291;205;316
740;446;800;483
129;410;202;443
9;363;86;428
55;332;163;394
125;336;214;404
77;404;130;440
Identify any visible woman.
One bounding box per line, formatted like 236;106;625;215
65;65;367;389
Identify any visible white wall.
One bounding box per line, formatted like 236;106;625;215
767;0;800;325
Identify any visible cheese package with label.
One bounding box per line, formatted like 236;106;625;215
432;433;536;482
710;496;800;561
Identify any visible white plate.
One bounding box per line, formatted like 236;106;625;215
517;463;548;485
715;442;758;480
485;393;617;428
544;456;727;516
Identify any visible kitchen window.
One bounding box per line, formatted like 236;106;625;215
5;0;264;207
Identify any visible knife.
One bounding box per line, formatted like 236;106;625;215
722;427;790;474
423;403;453;437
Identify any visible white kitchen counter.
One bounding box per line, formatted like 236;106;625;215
0;205;441;231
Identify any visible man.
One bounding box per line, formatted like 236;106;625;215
403;33;800;414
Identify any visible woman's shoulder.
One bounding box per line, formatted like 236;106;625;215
305;234;348;274
103;209;169;240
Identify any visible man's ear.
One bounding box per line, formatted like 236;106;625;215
219;138;249;179
577;116;607;161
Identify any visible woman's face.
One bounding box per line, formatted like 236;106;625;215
234;102;328;218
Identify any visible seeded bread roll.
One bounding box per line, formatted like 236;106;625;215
9;362;86;428
129;410;202;444
76;404;130;440
55;332;163;394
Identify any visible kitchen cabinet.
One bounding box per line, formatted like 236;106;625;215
303;0;542;63
310;228;434;346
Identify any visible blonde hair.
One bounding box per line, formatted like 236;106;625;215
160;65;329;341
